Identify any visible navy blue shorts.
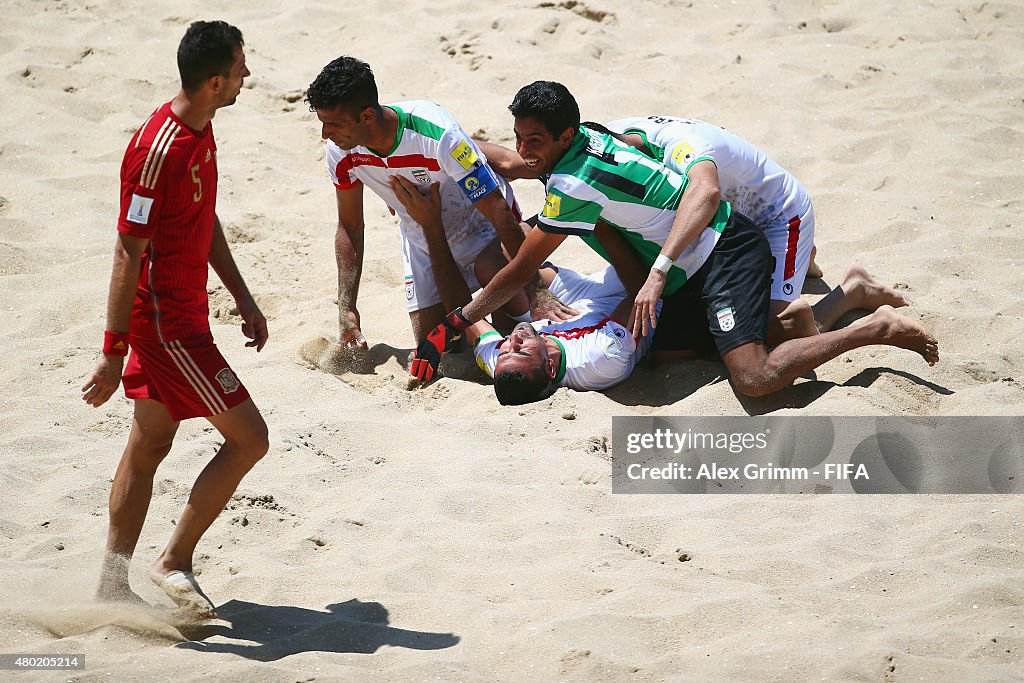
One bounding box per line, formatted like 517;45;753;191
651;212;772;356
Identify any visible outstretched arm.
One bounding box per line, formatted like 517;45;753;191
390;176;494;345
209;215;267;351
333;184;368;349
470;180;576;322
391;176;503;385
462;228;567;325
471;187;528;259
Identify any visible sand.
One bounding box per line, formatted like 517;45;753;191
1;0;1023;680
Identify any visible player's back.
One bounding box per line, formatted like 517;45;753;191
608;115;807;227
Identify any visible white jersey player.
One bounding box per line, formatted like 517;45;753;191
605;115;816;307
306;56;573;347
324;99;519;315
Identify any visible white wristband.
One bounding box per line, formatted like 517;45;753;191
652;254;673;274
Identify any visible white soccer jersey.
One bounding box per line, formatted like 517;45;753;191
606;116;816;301
605;116;810;229
474;267;656;391
326;99;517;265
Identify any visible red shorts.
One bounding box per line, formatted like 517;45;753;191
122;333;250;421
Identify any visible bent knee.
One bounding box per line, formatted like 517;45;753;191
722;343;787;397
790;299;814;323
247;426;270;461
128;431;176;460
777;298;813;324
228;422;270;463
252;433;270;461
732;379;775;398
770;299;817;343
730;369;781;398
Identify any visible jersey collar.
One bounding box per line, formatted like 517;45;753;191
379;105;406;157
544;335;568;385
163;100;208;137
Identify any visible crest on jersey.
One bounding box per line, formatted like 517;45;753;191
600;333;624;359
205;149;212;163
412;169;431;184
716;307;735;332
216;368;240;394
404;275;415;301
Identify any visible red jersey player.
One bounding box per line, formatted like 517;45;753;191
82;20;268;620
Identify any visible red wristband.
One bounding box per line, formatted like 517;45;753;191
103;331;129;356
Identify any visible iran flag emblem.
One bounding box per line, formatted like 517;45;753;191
716;307;735;332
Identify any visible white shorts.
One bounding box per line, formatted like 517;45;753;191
401;229;494;313
763;201;816;302
548;264;627;310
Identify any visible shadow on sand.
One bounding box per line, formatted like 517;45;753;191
175;598;459;661
735;367;953;415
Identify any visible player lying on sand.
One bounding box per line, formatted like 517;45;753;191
395;174;918;404
414;81;938;399
305;56;573;354
83;21;268;620
391;173;657;401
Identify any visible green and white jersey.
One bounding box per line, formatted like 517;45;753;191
606;116;811;229
537;127;729;294
326;100;515;258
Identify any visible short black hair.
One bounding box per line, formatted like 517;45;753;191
177;20;244;93
508;81;580;138
493;368;553;406
306;56;382;116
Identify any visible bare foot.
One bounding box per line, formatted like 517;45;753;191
769;298;818;344
96;552;147;606
150;565;218;620
868;305;939;365
807;245;823;278
841;264;908;311
96;583;148;606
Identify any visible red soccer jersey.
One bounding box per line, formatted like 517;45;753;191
117;101;218;342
